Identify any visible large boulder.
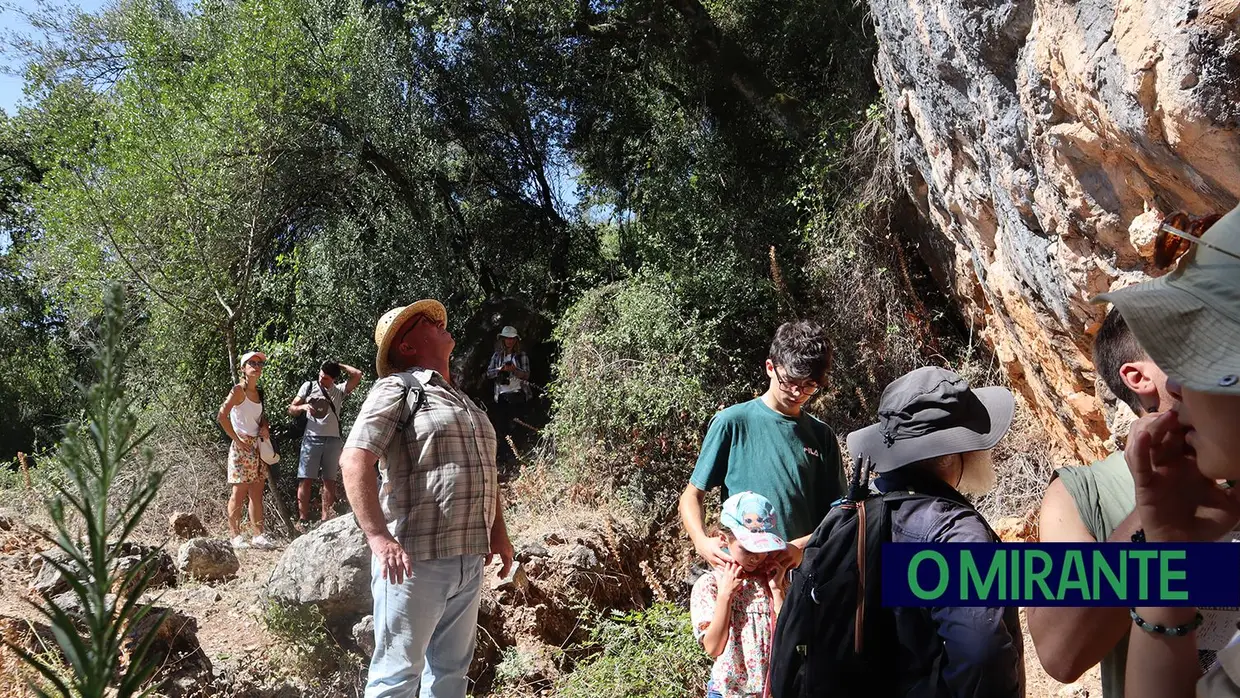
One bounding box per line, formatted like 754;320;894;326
264;515;371;632
176;538;240;582
871;0;1240;460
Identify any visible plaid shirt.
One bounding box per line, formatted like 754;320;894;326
345;368;497;561
486;351;530;378
487;351;531;400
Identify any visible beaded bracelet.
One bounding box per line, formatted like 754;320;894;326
1130;608;1203;637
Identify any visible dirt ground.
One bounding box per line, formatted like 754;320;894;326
1020;608;1103;698
0;507;1101;698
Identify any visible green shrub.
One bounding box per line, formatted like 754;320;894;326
546;274;725;516
261;600;340;666
556;603;710;698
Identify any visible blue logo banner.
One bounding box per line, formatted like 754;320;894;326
881;543;1240;607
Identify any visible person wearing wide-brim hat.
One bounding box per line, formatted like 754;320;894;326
845;365;1025;697
339;299;514;698
486;325;532;465
1092;202;1240;698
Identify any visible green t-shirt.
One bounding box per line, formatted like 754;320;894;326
1055;451;1138;698
689;398;847;542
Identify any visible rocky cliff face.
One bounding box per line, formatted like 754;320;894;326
871;0;1240;462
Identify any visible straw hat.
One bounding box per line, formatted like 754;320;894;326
1092;203;1240;396
373;299;447;379
498;326;520;339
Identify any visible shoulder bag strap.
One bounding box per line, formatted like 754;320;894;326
315;380;340;424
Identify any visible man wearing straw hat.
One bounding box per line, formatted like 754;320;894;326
341;299;515;698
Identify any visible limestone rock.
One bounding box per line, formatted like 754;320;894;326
264;514;371;631
28;549;76;597
871;0;1240;461
169;512;208;540
490;561;528;595
111;551;178;594
31;544;177;598
516;543;549;561
176;538;240;582
352;615;375;656
565;544;599;571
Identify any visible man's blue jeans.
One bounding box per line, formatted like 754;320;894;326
365;554;485;698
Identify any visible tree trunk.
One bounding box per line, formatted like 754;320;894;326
265;464;297;538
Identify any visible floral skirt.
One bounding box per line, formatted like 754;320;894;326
227;436;264;484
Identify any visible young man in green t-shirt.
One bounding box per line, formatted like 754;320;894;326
678;319;847;573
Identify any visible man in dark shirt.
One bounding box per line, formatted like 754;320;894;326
846;366;1026;698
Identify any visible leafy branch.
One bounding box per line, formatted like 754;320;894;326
6;283;169;698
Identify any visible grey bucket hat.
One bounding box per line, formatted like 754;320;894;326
846;366;1015;474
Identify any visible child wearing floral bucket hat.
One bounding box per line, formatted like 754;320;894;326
690;491;789;698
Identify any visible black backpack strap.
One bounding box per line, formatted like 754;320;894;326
392;371;427;432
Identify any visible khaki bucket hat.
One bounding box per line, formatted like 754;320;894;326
373;299;447;379
1092;203;1240;396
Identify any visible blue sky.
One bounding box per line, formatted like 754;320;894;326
1;0;108;115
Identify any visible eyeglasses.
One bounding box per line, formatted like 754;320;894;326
774;367;820;396
1155;212;1240;268
246;360;265;368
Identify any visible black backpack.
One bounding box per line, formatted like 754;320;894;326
767;457;945;698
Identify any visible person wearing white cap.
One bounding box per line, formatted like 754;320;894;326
216;350;276;549
485;325;531;464
340;300;514;698
1088;205;1240;698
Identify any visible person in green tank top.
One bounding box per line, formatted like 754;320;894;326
1028;307;1179;697
678;320;847;575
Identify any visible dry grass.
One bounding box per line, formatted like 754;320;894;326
0;433;236;546
975;396;1067;523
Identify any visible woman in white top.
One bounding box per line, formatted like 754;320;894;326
216;350;274;549
1091;206;1240;697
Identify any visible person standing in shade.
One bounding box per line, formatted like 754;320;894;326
678;319;847;575
486;325;531;465
289;360;363;530
845;365;1025;697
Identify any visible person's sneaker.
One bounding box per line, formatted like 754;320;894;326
250;534;276;549
231;535;250;549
